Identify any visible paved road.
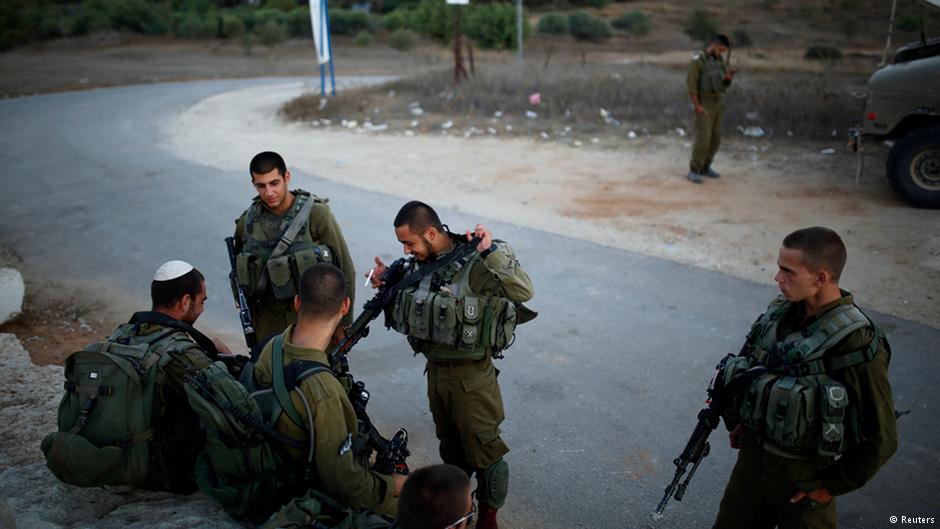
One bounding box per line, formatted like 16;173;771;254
1;79;937;528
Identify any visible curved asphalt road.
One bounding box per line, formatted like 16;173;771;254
0;79;937;528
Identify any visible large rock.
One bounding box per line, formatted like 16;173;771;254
0;269;24;324
0;333;247;529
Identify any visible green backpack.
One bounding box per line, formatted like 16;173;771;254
185;335;333;521
41;323;193;488
260;489;394;529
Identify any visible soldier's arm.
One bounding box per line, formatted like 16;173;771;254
822;334;898;496
233;214;247;254
161;345;214;403
476;242;534;302
310;204;356;327
311;388;397;516
687;58;701;104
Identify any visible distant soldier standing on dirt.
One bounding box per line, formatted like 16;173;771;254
233;151;356;344
687;34;737;184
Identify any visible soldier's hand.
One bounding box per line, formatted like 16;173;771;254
790;487;832;505
467;224;493;253
729;423;744;449
212;336;233;355
331;326;346;348
392;473;407;496
694;104;708;115
724;68;737;80
367;256;387;288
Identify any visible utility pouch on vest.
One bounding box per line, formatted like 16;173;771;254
267;254;295;300
391;290;410;335
432;294;458;346
460;296;482;348
764;376;815;451
237;253;262;298
818;377;849;457
293;245;333;278
740;372;776;433
493;299;516;350
409;291;433;341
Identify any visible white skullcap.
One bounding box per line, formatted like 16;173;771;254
153;260;195;281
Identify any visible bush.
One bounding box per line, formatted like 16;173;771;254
86;0;169;35
286;6;312;38
379;0;421;14
175;14;209;38
221;14;245;38
353;30;373;45
384;10;408;31
612;10;651;36
840;19;857;39
256;18;287;45
408;0;451;42
464;2;529;50
330;9;370;35
537;13;568;35
804;45;842;60
732;29;751;47
569;0;611;8
388;28;417;50
254;8;288;28
684;8;718;43
264;0;298;11
568;11;611;41
897;15;919;32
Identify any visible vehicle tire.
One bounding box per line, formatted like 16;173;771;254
886;126;940;208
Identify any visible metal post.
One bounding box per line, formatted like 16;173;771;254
516;0;524;62
881;0;899;66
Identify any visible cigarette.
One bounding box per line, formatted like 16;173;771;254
364;268;374;287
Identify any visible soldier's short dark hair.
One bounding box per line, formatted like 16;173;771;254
394;200;445;235
249;151;287;179
714;34;731;47
151;268;205;310
297;263;347;320
783;227;847;281
398;464;471;529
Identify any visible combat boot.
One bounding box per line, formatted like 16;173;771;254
702;166;721;178
687;170;703;184
476;502;499;529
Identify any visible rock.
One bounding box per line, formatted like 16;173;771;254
0;334;247;529
525;111;538;119
0;269;24;324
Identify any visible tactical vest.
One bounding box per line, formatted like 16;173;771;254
42;323;197;489
389;246;518;361
236;190;335;301
728;297;881;459
696;52;727;95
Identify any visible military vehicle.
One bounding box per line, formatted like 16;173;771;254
858;0;940;208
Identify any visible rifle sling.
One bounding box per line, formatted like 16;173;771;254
128;311;220;360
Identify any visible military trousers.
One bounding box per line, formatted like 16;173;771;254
713;431;837;529
426;355;510;505
253;297;297;343
690;94;724;173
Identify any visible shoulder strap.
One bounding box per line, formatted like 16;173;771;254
797;304;870;362
128;311;218;360
284;360;332;391
256;194;317;292
271;335;310;431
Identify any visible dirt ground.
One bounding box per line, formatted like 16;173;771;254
166;81;940;327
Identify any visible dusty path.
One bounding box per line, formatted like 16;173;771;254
166;81;940;327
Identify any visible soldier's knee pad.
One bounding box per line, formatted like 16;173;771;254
477;459;509;509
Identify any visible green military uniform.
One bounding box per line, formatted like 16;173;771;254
388;235;534;510
119;321;214;493
687;50;732;174
234;190;356;341
253;326;398;517
714;292;898;529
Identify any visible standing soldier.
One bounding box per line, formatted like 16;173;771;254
368;201;536;529
687;34;737;184
713;227;897;529
233;151;356;344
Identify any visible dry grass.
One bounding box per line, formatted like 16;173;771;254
281;61;865;140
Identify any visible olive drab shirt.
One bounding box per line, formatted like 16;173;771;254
748;294;898;496
442;238;534;305
234;191;356;327
253;326;397;516
136;323;214;491
687;50;731;97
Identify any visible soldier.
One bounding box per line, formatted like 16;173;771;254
233;151;356;344
368;201;536;529
687;34;737;184
714;227;898;529
398;464;475;529
253;263;404;516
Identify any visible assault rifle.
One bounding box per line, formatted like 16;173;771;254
655;354;766;516
225;236;257;349
327;236;482;372
373;429;411;475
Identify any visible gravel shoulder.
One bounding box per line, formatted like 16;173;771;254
165;81;939;327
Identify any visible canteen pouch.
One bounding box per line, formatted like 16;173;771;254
390;290;411;335
764;376;815;451
236;253;262;298
267;254;295;300
431;294;458;346
292;244;334;279
41;431;126;487
460;296;482;348
818;377;849;457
